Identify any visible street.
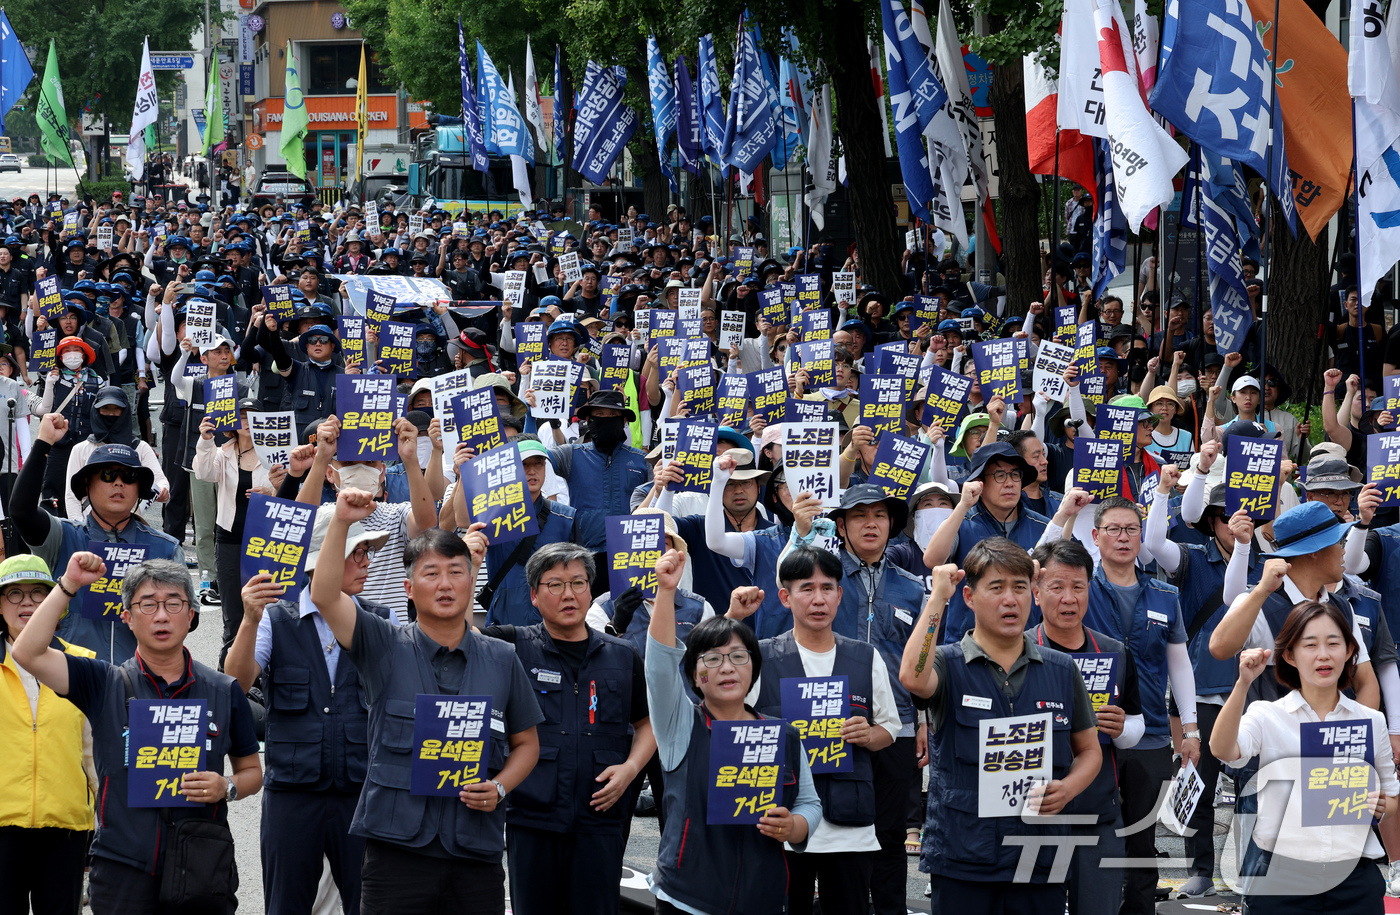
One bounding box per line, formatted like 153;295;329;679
0;155;80;203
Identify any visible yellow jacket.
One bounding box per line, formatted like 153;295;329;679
0;637;96;830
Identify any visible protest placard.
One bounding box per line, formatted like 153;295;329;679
35;276;63;325
750;367;787;424
678;288;702;319
971;339;1021;403
920;365;972;431
451;387;504;455
977;713;1053;818
1095;403;1139;459
910;296;940;336
1073;322;1098;377
796;273;822;312
732;246;755;277
1159;760;1207;835
677;361;716;418
514;322;546;366
708;720;785;824
529;360;573;423
717;374;749;428
670;419;717;493
203;376;238;432
127;699;206;807
1033;341;1076;402
785;398;830;425
241;495;315;600
1073;437;1123;502
411;695;492;796
1054;305;1077;344
79;543;150;619
337;375;397;461
184;298;217;348
798;309;832;342
365;289;395;337
1071;654;1119;745
559;251;581;283
781;677;850;774
794;340;834;388
28;328;56;374
719;311;745;351
859;374;907;439
783;423;840;506
1300;720;1376;826
1224;437;1284;520
1368;432;1400;506
460;443;539;544
1079;373;1108;415
617;227;634;251
338;315;365;366
606;514;664;599
866;435;930;500
377;321;415;375
758;287;786;328
600;344;631;392
502;270;528;311
248;411;295;470
832;271;856;306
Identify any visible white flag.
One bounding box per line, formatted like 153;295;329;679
805;84;836;231
1351;2;1400;312
512;154;533;209
930;0;988;201
907;0;972;247
1092;0;1185;231
1058;0;1108;140
868;37;893;157
523;36;547;156
127;38;159;181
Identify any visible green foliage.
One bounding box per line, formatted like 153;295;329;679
26;152;63;168
964;0;1060;68
77;178;132;203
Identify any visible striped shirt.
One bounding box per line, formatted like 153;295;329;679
359;501;413;623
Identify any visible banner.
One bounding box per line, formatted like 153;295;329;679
781;676;851;774
782;423;840;506
867;434;930;500
460;443;539;544
411;695;492;796
336;375;397;461
451;387;504;455
127;699;206;807
1073;437;1123;502
647;35;679;193
241;495;315;599
572;62;639;183
720;26;780;173
708;719;786;824
1224;437;1283;520
670;419;717;493
859;374;908;439
606;514;664;599
457;18;490;173
35;40;72;167
203;376;238;432
79;543;149;620
977;713;1053;817
698;35;728;167
248;411;295;469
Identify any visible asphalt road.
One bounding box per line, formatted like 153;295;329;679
0;155;80;203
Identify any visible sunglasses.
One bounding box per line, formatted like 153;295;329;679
97;467;141;485
306;334;334;346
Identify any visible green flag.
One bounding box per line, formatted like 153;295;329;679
204;47;224;157
35;40;72;167
280;41;308;180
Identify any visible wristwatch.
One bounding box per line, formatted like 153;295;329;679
225;778;238;802
1182;730;1201;741
491;779;506;800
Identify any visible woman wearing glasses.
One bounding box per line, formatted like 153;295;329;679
195;396;285;670
0;554;95;915
644;547;821;915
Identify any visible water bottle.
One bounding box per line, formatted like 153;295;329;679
200;570;210;593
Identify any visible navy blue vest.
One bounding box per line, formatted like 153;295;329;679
652;706;802;915
1178;541;1255;696
754;631;876;827
923;641;1078;882
1250;587;1361;704
1371;526;1400;637
942;505;1050;644
282;359;338;431
554;443;649;545
482;499;578;627
1083;566;1181;739
599;588;707;659
836;552;924;727
262;597;391;791
90;654;235;874
505;625;636;834
349;625;516;859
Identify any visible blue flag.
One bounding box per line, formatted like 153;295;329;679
458;20;489;173
1150;0;1296;235
647;36;679;193
776;54;808;171
1201;148;1263;262
477;41;532;164
720;25;779;173
1184;147;1253;356
698;35;728;172
0;12;35;134
675;55;703;177
571;62;639;183
553;45;566;166
1091;139;1127;299
882;0;949;133
881;0;940;224
751;26;794;170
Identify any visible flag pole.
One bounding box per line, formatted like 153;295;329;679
1299;167;1349;464
1193;146;1204;341
1352;97;1364;390
1257;0;1284;382
1050;130;1061;270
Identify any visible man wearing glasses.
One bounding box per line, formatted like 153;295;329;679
1059;493;1199;915
480;541;655;915
224;505;392;915
8;413;184;664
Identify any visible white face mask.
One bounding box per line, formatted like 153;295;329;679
913;507;954;551
61;351;84;370
1177;379;1198;397
415;437;432;467
336;462;381;495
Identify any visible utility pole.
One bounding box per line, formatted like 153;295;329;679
973;8;991;285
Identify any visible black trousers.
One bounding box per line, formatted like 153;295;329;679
160;422;190;543
40;442;71;506
359;838;504;915
0;825;86;915
261;788;364;915
506;824;624;915
870;736;916;915
215;538;244;670
787;849;874;915
930;874;1067;915
89;853;237;915
1185;703;1224;877
1243;856;1384;915
1117;745;1175;915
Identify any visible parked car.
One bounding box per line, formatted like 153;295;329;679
0;154;22;173
250;170;315;207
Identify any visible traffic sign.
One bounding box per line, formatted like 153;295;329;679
150;54;195;70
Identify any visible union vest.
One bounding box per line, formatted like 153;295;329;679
941;505;1050;644
1083;566;1181;739
836;552;923;727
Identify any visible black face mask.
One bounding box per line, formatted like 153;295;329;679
414;339;436;356
590;416;628;451
91;404;134;447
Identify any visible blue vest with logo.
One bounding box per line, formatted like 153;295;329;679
652;705;802;915
282;360;338;431
1338;575;1383;660
1178;541;1255;696
755;632;876;826
51;514;184;665
675;517;788;636
505;625;636;834
836;552;924;728
89;655;235;874
552;443;649;548
482;499;578;628
1249;587;1361;704
262;597;391;791
923;641;1077;882
1083;566;1181;739
1370;526;1400;637
349;626;516;859
598;588;707;659
942;505;1050;645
